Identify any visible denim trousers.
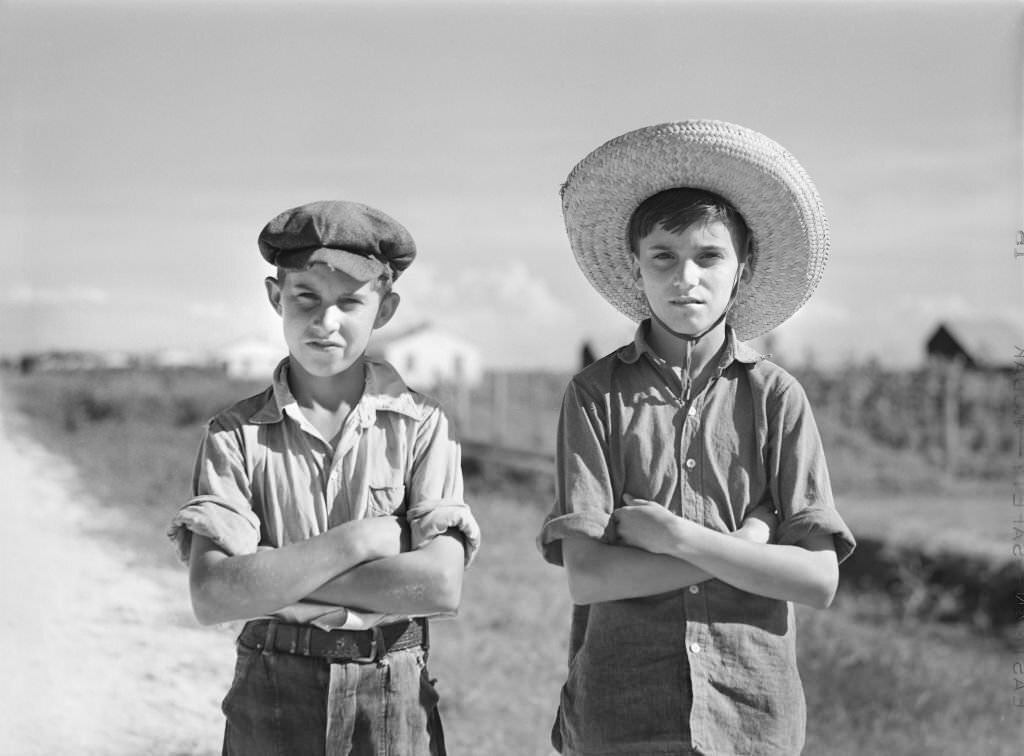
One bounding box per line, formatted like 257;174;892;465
221;635;446;755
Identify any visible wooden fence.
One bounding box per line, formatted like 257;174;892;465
429;360;1018;482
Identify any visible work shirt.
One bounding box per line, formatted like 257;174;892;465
168;357;479;630
538;323;855;756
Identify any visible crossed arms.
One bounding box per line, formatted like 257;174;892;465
188;515;466;626
554;372;847;611
562;498;838;609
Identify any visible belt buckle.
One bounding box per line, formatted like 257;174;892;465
348;626;383;663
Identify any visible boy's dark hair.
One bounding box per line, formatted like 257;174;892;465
628;188;752;262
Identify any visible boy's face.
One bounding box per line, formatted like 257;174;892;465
265;264;398;378
631;220;749;337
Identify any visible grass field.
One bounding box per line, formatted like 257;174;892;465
434;482;1023;755
4;368;1023;754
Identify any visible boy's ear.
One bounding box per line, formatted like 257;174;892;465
738;261;753;286
264;277;283;314
374;291;400;329
630;255;642;284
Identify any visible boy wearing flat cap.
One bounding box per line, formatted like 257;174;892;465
538;121;856;755
169;200;479;755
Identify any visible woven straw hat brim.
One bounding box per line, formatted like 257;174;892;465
561;120;829;341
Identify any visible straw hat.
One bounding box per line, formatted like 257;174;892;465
560;120;829;340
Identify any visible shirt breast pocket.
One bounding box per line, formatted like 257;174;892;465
367;480;407;517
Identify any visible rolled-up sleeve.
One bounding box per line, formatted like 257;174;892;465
405;405;480;566
538;381;615;566
407;500;481;567
166;419;261;564
767;380;856;563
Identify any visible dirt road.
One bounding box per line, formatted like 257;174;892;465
0;401;235;755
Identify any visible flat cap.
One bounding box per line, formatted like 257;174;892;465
258;200;417;281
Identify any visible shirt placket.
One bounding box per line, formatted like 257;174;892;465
327;404;376;523
324;442;348;522
680;381;717;754
640;350;726;752
281;408;337;534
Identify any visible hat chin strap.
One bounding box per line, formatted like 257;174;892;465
649;263;745;403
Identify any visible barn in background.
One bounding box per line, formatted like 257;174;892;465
925;318;1020;372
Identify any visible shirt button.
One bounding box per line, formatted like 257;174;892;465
689;585;700;594
687;406;697;417
685;458;696;469
690;643;701;653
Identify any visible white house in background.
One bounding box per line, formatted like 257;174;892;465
152;347;211;369
220;336;286;380
367;323;483;389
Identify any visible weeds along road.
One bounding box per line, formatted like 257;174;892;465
2;374;1019;755
0;399;233;756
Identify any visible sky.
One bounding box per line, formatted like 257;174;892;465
2;0;1022;370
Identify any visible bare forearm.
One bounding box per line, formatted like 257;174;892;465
563;537;712;604
189;519;398;625
612;501;834;608
564;507;775;605
668;529;838;608
308;534;465;615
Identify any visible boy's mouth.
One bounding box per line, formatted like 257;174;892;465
669;297;703;306
308;339;345;350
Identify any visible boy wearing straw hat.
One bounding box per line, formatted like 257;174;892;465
168;201;479;755
538;121;856;755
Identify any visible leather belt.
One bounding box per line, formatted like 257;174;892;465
238;618;427;663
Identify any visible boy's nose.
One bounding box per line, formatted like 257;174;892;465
674;260;700;288
318;305;343;331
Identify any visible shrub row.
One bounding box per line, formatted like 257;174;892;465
9;368;264;432
838;537;1023;632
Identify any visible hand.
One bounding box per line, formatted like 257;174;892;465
735;500;778;544
344;516;407;561
611;495;696;556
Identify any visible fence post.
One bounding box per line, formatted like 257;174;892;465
942;359;962;482
492;370;507;446
453;381;470;442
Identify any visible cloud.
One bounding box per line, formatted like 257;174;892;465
893;294;1023;332
396;261;569;318
765;298;855;366
186;302;231;319
895;293;976;322
383;261;582;368
184;297;285;349
1;284;108;306
784;297;851;327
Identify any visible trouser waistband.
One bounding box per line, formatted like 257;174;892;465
238;617;427;663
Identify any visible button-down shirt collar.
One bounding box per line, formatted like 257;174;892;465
250;358;423;431
618;320;764;371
